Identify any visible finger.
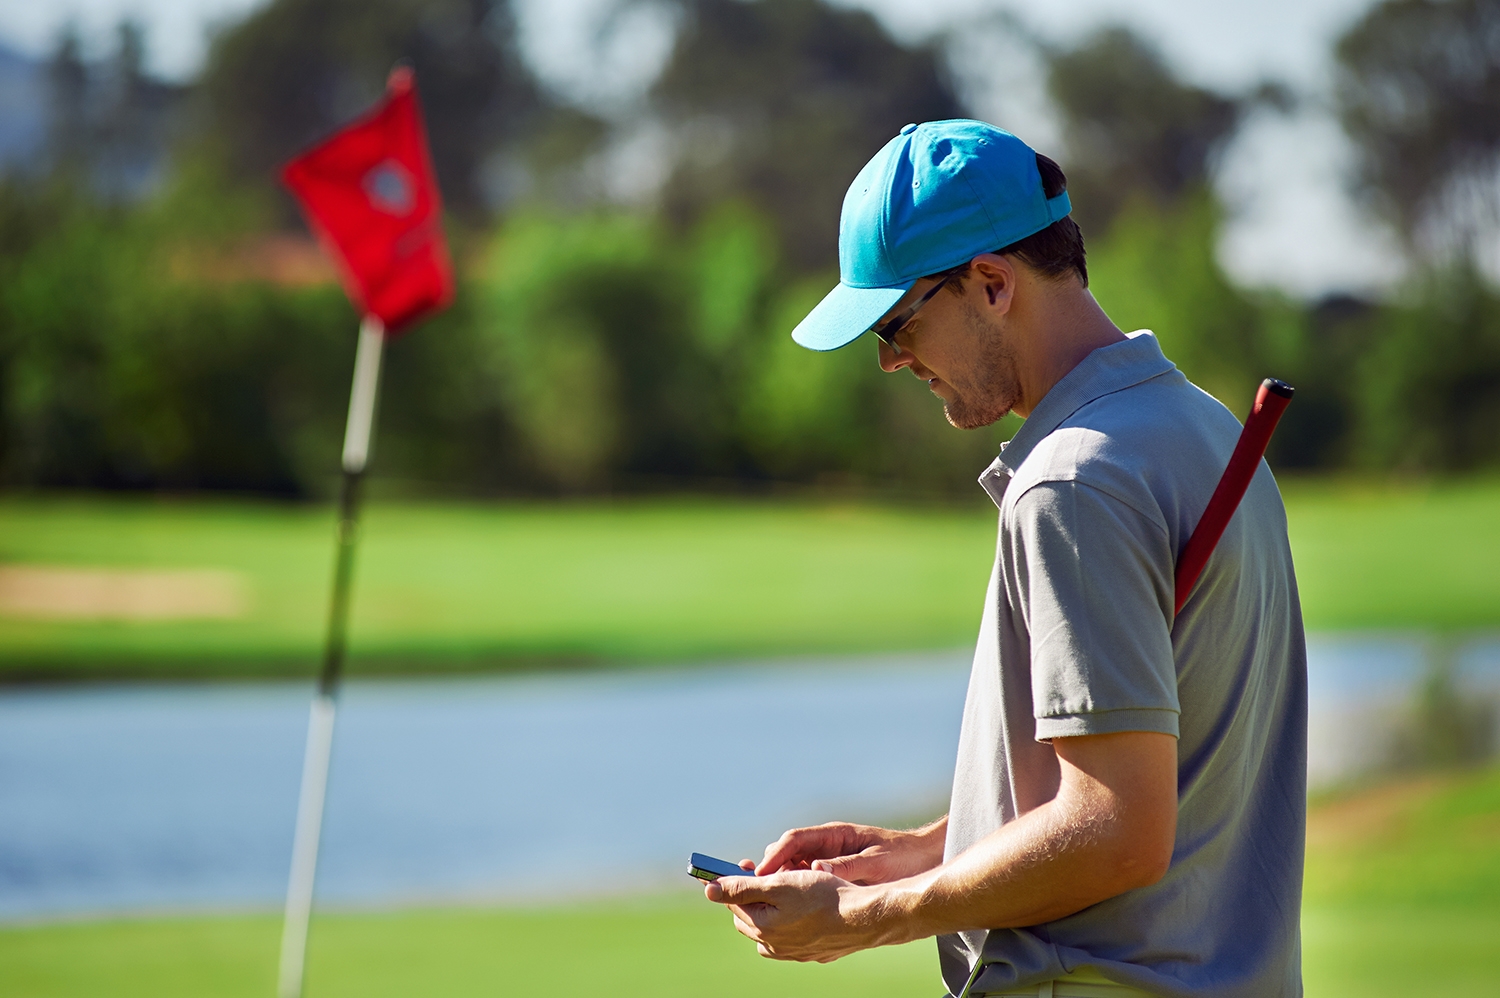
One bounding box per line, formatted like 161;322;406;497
758;829;811;874
759;825;844;874
706;873;764;903
739;858;756;871
725;907;776;942
809;852;878;883
731;910;761;941
714;877;776;906
728;900;777;926
759;824;849;870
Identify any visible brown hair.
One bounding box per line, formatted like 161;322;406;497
940;153;1088;288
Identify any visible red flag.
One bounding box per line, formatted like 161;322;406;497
281;67;454;335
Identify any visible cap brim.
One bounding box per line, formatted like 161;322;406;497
791;281;911;351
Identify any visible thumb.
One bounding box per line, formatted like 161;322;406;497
706;875;773;906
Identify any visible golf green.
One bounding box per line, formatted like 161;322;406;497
1;477;1497;679
4;766;1497;998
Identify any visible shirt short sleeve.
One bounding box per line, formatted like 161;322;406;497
1009;479;1179;741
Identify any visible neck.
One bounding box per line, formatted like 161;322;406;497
1010;282;1125;419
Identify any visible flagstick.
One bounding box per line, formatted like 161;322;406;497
278;315;385;998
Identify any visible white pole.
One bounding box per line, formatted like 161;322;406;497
277;694;336;998
342;317;385;475
277;315;385;998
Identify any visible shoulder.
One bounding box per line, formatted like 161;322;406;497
1008;371;1242;534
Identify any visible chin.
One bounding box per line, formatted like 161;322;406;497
943;400;1012;431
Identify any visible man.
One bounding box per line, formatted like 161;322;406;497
704;120;1306;998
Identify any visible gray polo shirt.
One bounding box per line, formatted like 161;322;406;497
938;331;1306;998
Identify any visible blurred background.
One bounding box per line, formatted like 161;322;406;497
0;0;1497;996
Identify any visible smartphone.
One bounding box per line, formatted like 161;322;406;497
688;852;751;882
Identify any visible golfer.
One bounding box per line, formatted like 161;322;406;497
705;120;1306;998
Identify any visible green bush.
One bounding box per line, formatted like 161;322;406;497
1087;189;1268;414
6;168;1500;498
476;210;728;489
0;189;351;492
1354;266;1500;472
473;205;1011;496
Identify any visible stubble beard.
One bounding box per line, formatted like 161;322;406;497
941;302;1021;430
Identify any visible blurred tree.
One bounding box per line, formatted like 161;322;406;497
0;165;314;490
43;25;90;182
472;203;1009;495
197;0;554;219
1336;0;1500;258
649;0;963;272
1086;191;1267;412
1354;264;1500;470
1263;294;1373;470
477;211;741;490
41;21;184;200
0;191;344;491
736;276;876;478
0;181;528;495
43;1;1500;494
1038;25;1320;437
96;22;183;200
1045;26;1241;234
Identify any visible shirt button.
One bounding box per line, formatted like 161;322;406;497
900;122;918;135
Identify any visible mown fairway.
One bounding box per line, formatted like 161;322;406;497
1;476;1497;678
1300;764;1500;996
4;765;1497;998
1281;477;1500;632
0;495;998;678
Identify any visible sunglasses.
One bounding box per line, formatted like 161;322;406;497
868;268;963;352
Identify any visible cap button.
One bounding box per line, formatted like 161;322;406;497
899;122;918;135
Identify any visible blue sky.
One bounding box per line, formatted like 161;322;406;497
0;0;1403;297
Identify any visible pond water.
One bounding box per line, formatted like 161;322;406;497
2;638;1497;922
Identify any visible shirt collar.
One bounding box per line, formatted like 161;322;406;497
986;330;1176;484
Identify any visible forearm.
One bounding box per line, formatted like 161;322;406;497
855;787;1169;944
898;815;948;869
709;733;1176;964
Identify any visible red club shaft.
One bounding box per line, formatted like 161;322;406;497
1173;378;1295;617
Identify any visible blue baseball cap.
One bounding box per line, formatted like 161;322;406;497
791;119;1072;351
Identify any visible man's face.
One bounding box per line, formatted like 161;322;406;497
874;268;1022;430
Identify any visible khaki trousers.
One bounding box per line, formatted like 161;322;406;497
976;966;1158;998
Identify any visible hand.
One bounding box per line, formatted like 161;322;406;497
756;820;945;885
705;868;890;962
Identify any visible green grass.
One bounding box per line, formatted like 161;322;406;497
1;476;1497;679
0;495;998;679
1300;765;1500;996
0;898;943;998
4;767;1497;998
1281;476;1500;632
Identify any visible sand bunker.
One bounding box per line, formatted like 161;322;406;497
0;566;249;621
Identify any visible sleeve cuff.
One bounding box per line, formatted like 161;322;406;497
1034;707;1180;742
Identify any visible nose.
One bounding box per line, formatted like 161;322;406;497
877;337;912;373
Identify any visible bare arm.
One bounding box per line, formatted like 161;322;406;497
886;730;1177;932
708;730;1177;961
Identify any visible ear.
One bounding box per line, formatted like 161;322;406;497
968;254;1016;315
